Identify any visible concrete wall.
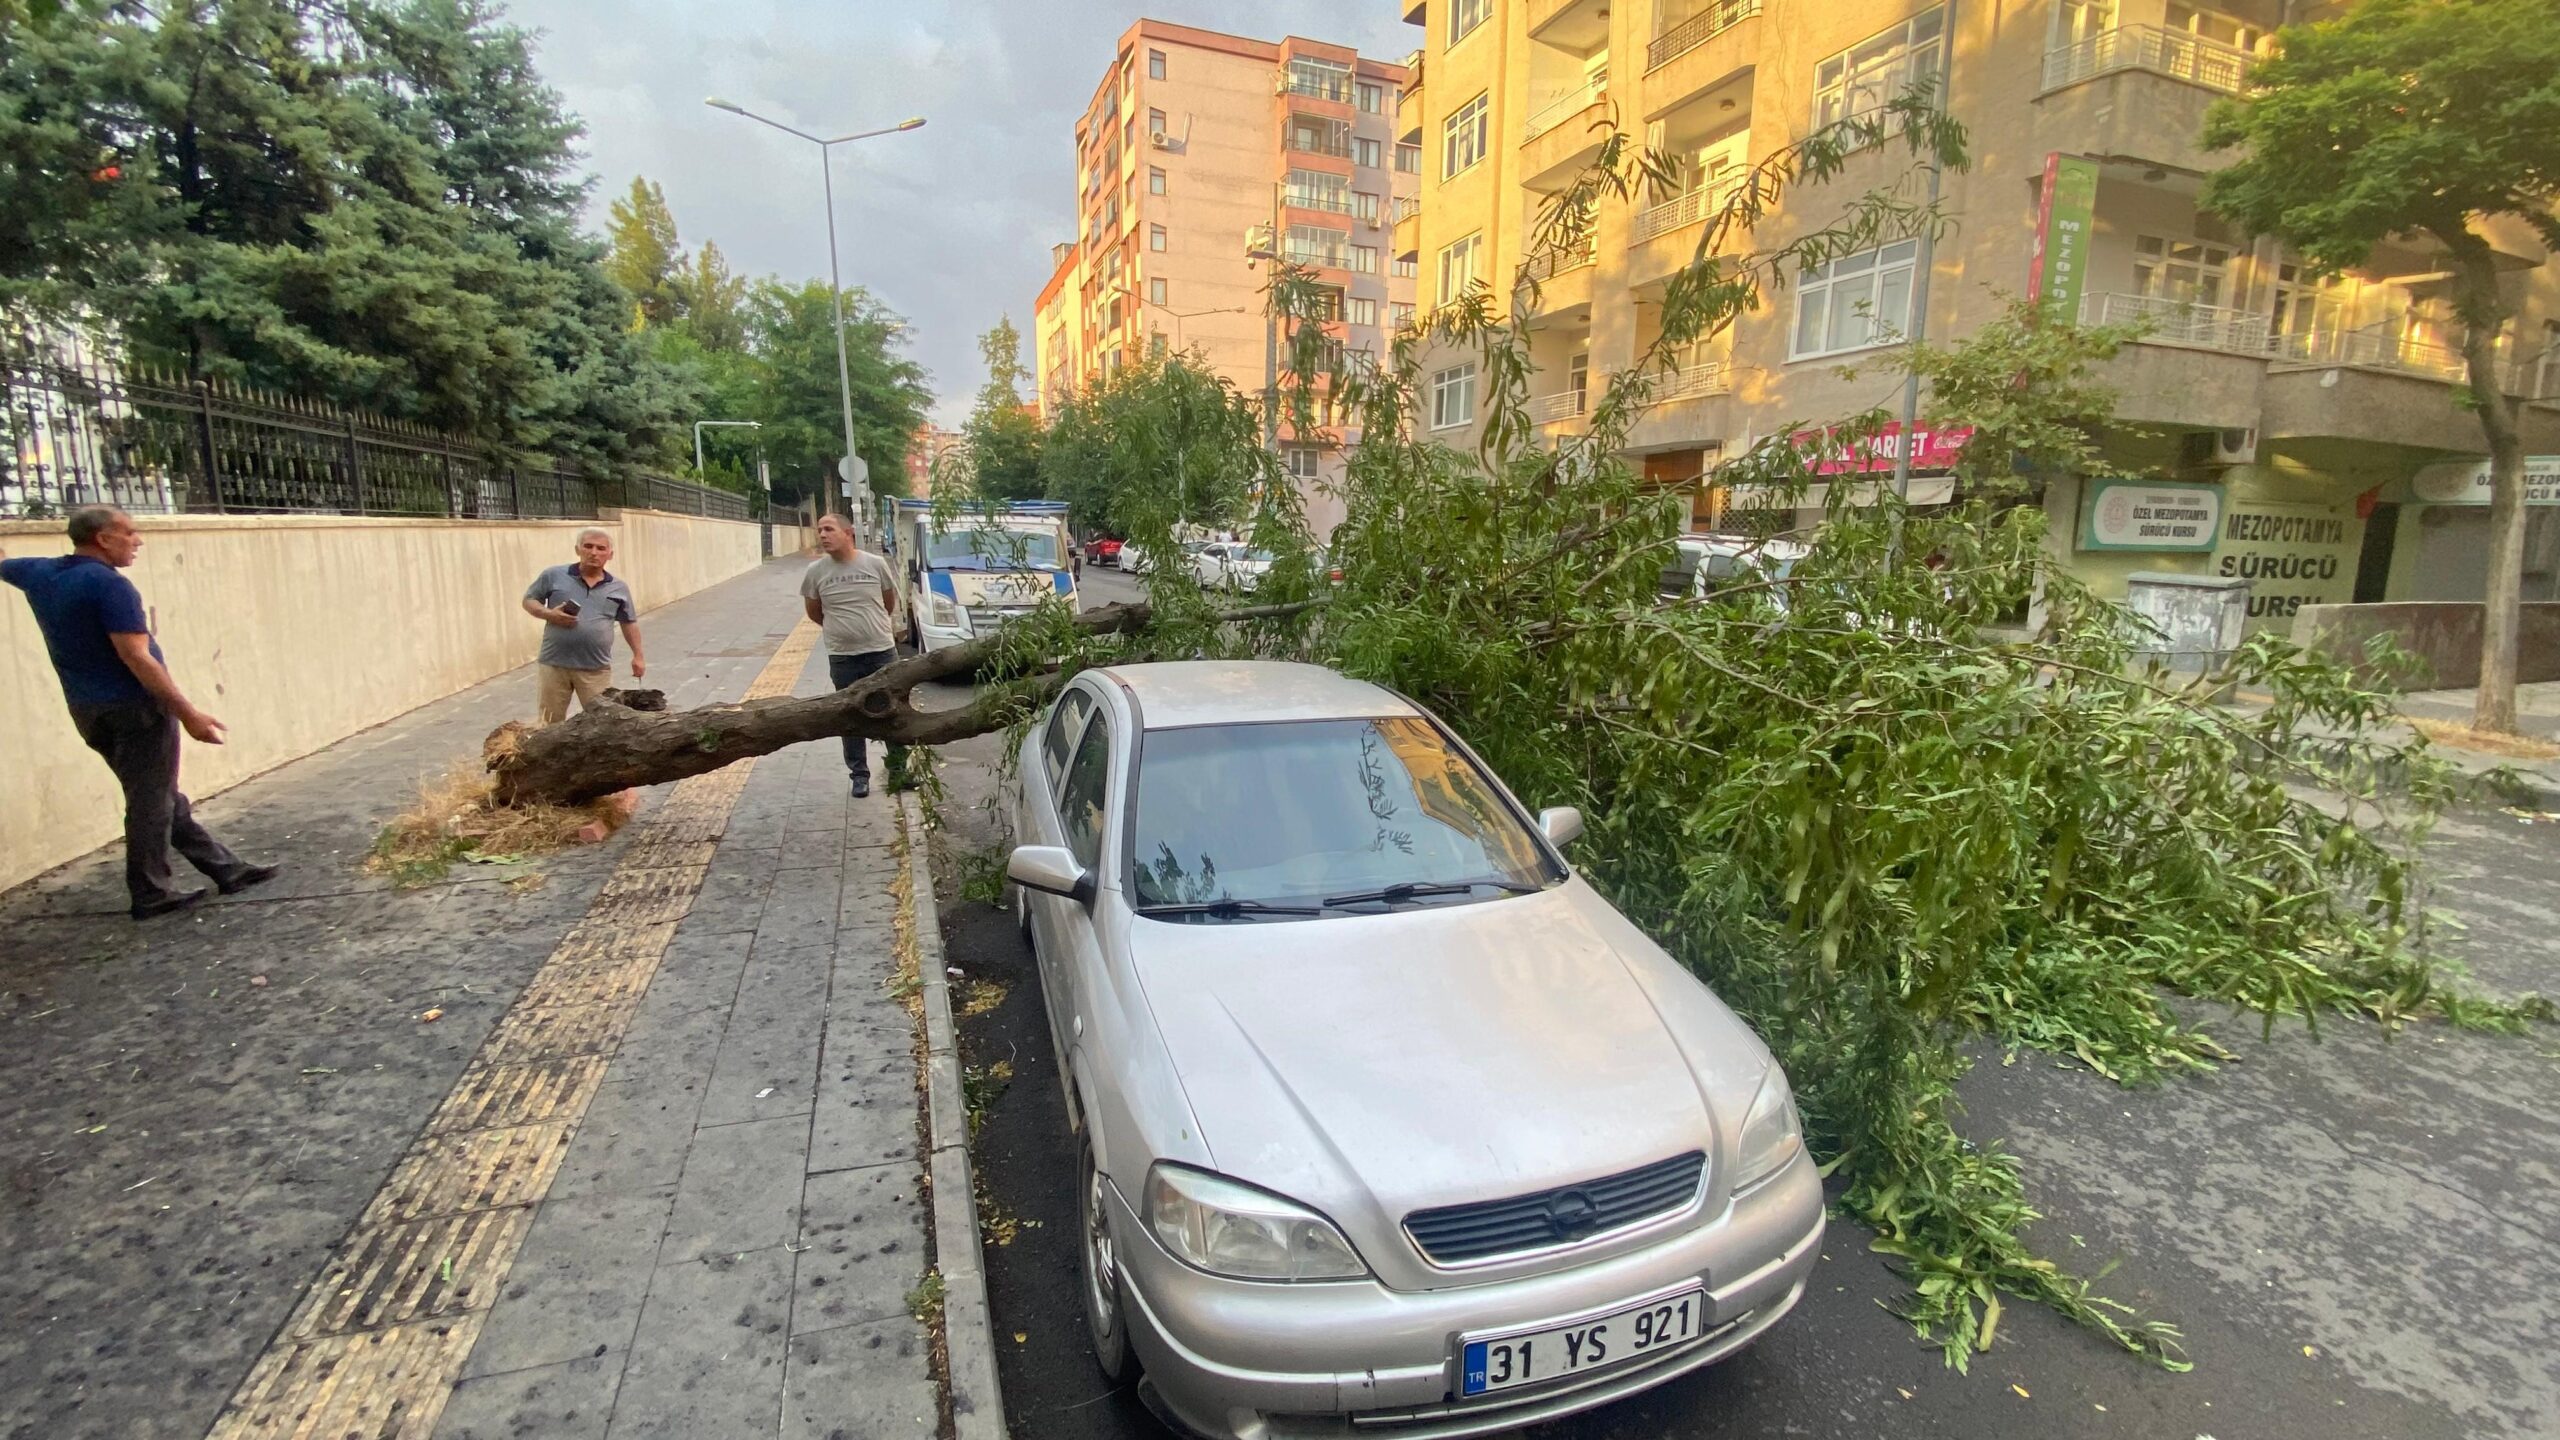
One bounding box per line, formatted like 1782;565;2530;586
0;509;769;893
2293;601;2560;692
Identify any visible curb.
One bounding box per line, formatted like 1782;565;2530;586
902;792;1010;1440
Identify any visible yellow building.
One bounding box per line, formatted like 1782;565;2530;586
1043;19;1422;538
1395;0;2560;628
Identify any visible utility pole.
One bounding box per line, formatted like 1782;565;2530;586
1887;0;1959;568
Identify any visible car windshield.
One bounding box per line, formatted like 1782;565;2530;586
925;527;1062;570
1240;549;1275;564
1130;717;1559;915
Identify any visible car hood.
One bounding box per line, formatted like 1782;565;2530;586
1125;880;1774;1282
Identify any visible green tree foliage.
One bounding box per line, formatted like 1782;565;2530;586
961;316;1042;503
1039;351;1268;543
603;176;684;328
0;0;685;467
744;279;930;507
2202;0;2560;731
673;240;749;352
994;98;2549;1370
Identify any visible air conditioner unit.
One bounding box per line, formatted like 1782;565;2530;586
1149;130;1173;149
2180;427;2259;468
1364;216;1383;231
1275;73;1291;95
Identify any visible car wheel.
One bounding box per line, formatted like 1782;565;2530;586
1079;1137;1138;1383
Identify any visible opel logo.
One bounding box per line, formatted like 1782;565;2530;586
1545;1190;1601;1239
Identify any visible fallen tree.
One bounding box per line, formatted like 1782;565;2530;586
487;598;1313;805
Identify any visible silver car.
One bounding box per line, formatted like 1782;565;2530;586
1006;661;1823;1439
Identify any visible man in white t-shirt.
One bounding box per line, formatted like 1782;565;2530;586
800;514;906;797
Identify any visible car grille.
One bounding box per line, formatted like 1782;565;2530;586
964;605;1038;631
1403;1152;1705;1265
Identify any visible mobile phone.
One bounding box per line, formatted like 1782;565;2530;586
558;600;582;618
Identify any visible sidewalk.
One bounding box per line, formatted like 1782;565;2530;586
0;556;940;1440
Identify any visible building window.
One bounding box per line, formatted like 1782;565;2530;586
1285;223;1352;268
1285;447;1324;479
2132;235;2233;308
1392;301;1417;331
1150;277;1168;305
1352;245;1379;274
1148;48;1166;80
1123;117;1135;149
1438;232;1482;307
1394;255;1418;279
1356;137;1383;169
1358;81;1384;114
1286;56;1354;102
1150;224;1167;252
1430;363;1477;429
1815;8;1945;130
1354;191;1381;222
1149;166;1166;195
1148;108;1167;135
1286;168;1353;213
1122;176;1134;207
1450;0;1490;46
1443;93;1489;178
1791;240;1920;360
1395;141;1422;174
1347;297;1377;326
1287;113;1354;158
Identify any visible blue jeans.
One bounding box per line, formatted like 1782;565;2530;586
827;649;907;785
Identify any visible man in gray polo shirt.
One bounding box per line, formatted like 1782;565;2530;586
521;528;646;724
801;513;905;797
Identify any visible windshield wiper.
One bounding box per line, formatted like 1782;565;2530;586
1134;898;1326;920
1319;878;1540;909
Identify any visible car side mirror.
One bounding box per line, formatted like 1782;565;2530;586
1009;844;1094;904
1538;806;1584;849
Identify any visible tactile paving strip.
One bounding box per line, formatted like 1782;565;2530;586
203;621;820;1440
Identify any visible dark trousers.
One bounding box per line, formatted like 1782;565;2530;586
70;701;245;907
827;649;908;785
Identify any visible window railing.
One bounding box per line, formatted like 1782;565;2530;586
1522;238;1598;281
1523;69;1609;142
2043;24;2255;95
1284;69;1355;103
1648;0;1762;73
1285;243;1354;269
1648;359;1733;404
2085;292;2270;353
1632;177;1743;244
1286;127;1354;159
1392;196;1422;222
2268;326;2517;386
1528;388;1589;423
1285;189;1356;215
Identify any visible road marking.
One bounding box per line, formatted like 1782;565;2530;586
205;623;819;1440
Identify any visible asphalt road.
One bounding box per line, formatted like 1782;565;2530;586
923;577;2560;1440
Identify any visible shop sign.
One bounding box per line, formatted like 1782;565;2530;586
2214;500;2360;625
1788;422;1976;476
2409;456;2560;505
1727;476;1956;510
2028;154;2101;326
2078;480;2222;552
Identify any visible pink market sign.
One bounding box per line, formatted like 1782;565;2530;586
1791;422;1977;476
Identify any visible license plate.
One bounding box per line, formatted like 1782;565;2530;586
1459;1287;1706;1397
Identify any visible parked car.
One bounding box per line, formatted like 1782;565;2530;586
1007;661;1823;1440
1119;538;1208;579
1191;540;1275;592
1085;536;1124;568
1661;533;1809;607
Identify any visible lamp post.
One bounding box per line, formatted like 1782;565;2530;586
706;99;924;536
1244;184;1284;451
693;419;762;477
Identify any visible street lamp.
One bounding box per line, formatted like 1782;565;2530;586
706;98;924;535
693;419;761;476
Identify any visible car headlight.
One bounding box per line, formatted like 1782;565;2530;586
1144;1164;1369;1281
1732;1067;1804;1194
927;594;962;627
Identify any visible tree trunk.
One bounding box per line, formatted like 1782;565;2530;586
2447;236;2528;733
485;598;1316;806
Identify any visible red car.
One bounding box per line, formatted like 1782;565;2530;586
1084;536;1124;567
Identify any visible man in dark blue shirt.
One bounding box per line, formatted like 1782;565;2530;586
2;506;274;918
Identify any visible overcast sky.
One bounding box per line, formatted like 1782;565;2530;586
504;0;1419;427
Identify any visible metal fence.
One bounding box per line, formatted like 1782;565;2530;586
2;345;752;524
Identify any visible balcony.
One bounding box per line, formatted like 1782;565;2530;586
1284;189;1357;217
1626;359;1735;451
1528;388;1589;425
2044;25;2254;96
1524;69;1609;142
2084;292;2269;354
1392;207;1422;262
1523;240;1597;282
1520;238;1598;315
1648;0;1760;73
1632;178;1742;246
1649;360;1732;405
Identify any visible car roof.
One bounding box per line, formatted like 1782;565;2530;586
1093;661;1419;730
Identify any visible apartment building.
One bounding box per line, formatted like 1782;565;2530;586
1036;19;1421;537
1395;0;2560;630
903;423;969;497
